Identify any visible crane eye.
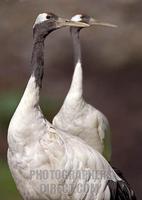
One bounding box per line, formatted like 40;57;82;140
46;15;52;20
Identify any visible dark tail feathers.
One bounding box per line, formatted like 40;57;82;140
107;167;137;200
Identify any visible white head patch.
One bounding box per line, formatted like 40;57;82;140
71;14;82;22
33;13;47;28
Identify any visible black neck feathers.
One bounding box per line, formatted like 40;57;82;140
31;35;45;88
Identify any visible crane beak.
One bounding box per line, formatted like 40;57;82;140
56;17;89;28
89;18;117;28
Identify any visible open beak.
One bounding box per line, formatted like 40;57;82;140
89;18;117;28
56;17;89;28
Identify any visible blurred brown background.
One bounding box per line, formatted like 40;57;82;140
0;0;142;199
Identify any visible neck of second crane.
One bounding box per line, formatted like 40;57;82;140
66;28;83;102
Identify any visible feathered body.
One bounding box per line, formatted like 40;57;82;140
53;15;111;161
7;13;136;200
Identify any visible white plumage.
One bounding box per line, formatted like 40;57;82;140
53;14;112;161
8;117;120;199
33;13;48;28
7;12;136;200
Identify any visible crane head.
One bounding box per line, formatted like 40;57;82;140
71;14;117;29
33;12;89;37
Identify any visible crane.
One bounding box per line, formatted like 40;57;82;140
7;12;136;200
53;14;116;161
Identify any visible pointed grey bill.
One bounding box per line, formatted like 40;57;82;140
56;17;89;28
89;18;117;28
